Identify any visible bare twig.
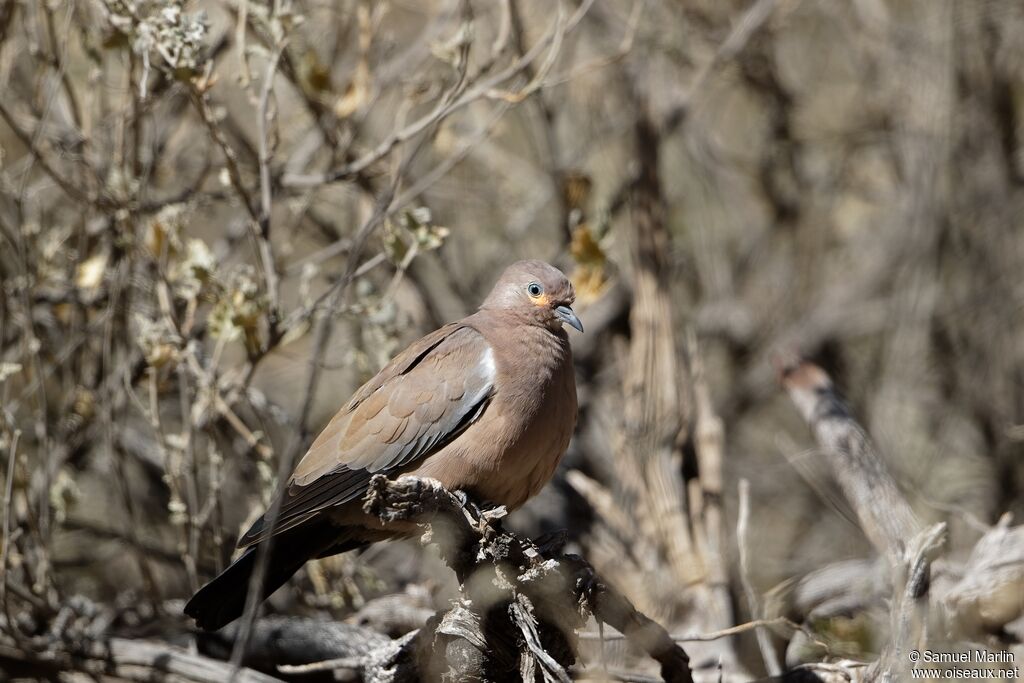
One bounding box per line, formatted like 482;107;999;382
0;428;27;647
0;101;110;209
255;44;286;326
738;478;782;676
0;637;282;683
282;3;584;188
680;0;779;108
777;358;921;566
578;615;831;652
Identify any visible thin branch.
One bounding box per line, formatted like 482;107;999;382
738;478;782;676
0;101;111;209
777;357;921;566
0;638;282;683
282;2;585;188
255;44;285;325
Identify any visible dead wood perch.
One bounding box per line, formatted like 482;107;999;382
196;616;391;674
333;474;696;683
0;637;281;683
776;358;921;567
778;357;946;682
0;476;691;683
945;513;1024;634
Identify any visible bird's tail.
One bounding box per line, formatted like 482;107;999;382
184;519;341;632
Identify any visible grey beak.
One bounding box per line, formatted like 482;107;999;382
555;304;584;333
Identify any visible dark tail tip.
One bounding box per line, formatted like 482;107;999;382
184;549;257;631
184;519;340;631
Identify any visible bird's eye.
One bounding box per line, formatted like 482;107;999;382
527;282;543;297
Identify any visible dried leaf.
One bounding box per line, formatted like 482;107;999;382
170;237;216;300
301;50;333;94
134;314;182;369
570;224;610;302
562;171;592;212
0;362;22;383
334;75;370;118
145;203;189;258
208;266;267;355
76;251;109;291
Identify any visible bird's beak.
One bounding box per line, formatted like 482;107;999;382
554;304;584;332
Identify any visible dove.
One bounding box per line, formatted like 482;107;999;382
185;260;582;630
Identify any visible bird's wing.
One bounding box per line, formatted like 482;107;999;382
237;323;495;548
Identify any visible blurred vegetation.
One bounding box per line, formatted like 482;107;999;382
1;0;1023;680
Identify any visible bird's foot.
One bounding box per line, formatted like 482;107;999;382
533;529;569;556
452;492;508;531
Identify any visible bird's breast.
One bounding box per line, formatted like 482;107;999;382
410;327;577;509
474;327;576;507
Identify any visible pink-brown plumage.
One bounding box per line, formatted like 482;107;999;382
410;309;577;509
185;260;581;630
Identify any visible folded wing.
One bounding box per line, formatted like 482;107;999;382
238;324;495;548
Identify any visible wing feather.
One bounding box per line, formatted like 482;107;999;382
238;324;494;548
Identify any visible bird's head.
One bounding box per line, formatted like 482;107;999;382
481;260;583;333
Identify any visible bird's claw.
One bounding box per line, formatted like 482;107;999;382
533;529;569;555
451;489;471;509
451;492;508;530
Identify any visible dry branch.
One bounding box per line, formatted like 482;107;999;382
197;616;390;674
739;478;782;676
944;514;1024;634
0;636;281;683
778;358;947;681
0;474;692;683
350;474;695;683
4;2;1024;681
778;358;921;566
